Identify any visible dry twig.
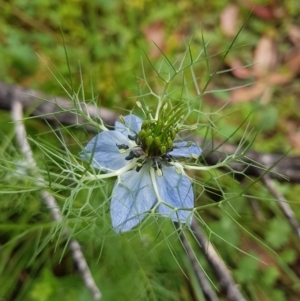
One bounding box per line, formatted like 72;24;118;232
11;100;102;300
262;175;300;238
176;224;219;301
191;220;247;301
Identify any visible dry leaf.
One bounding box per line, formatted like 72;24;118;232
286;121;300;153
230;82;267;103
253;35;278;78
288;25;300;46
220;4;239;38
241;236;275;268
227;59;253;79
242;0;284;20
285;51;300;75
268;70;295;84
142;20;165;58
251;5;276;20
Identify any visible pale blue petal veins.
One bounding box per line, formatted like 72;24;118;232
156;166;193;224
110;164;156;232
169;141;202;158
80;131;131;172
115;114;143;137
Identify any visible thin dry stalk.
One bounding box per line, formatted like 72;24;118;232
11;100;101;300
191;220;247;301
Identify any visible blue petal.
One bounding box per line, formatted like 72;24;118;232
169;141;201;158
115;114;143;137
110;164;156;232
80;131;131;172
156;166;194;224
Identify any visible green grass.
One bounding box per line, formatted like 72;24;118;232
1;1;300;300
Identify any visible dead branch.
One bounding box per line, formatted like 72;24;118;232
176;224;220;301
11;100;101;300
0;81;117;127
191;220;247;301
262;175;300;238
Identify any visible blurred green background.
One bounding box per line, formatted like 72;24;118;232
1;0;300;300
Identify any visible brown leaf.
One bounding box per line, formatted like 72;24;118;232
242;0;284;20
220;4;239;38
142;20;165;58
230;82;267;103
253;36;278;78
227;59;253;79
285;51;300;75
240;237;275;268
251;5;276;20
268;70;295;84
286;121;300;153
288;25;300;46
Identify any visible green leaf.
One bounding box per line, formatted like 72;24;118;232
233;255;259;283
30;269;55;301
265;218;290;249
261;266;280;287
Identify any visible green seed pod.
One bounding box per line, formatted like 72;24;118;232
160;145;167;155
142;120;156;130
146;135;153;147
145;129;152;137
141;120;150;130
171;129;176;140
167;137;173;149
154;136;161;146
138;129;146;139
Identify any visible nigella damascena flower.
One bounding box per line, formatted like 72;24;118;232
80;113;201;233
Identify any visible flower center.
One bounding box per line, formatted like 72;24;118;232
137;104;184;157
137;120;175;157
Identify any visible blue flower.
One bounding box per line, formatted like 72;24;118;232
80;114;201;233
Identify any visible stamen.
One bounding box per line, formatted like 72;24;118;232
162;154;172;162
125;151;141;160
136;165;142;172
119;115;125;124
151;161;162;170
173;162;183;174
116;143;129;150
135;158;145;172
156;168;163;177
132;151;141;158
175;167;181;174
125;152;134;160
128;134;136;141
191;153;199;160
